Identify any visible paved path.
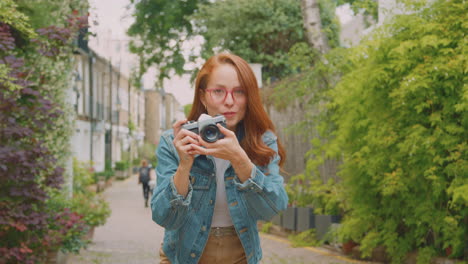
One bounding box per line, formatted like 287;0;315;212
69;175;369;264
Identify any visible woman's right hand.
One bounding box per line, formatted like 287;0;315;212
172;119;201;197
172;119;200;167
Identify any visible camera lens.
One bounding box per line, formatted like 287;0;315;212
200;124;220;143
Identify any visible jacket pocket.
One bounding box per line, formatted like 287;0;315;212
189;166;212;210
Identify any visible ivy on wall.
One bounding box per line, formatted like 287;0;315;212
0;0;89;262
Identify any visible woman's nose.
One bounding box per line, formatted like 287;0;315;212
224;92;235;105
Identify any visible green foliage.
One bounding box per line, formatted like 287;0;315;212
15;0;87;29
0;1;88;261
287;174;343;215
285;174;314;207
288;229;319;247
261;222;273;233
184;103;192;118
46;192;90;254
317;0;341;49
308;0;467;262
73;158;95;189
70;192;111;228
129;0;340;84
127;0;210;85
128;119;136;135
138;141;158;167
267;44;349;111
0;0;37;39
132;158;141;166
190;0;340;80
94;170;114;181
191;0;305;80
338;0;378;20
71;159;111;228
114;161;130;171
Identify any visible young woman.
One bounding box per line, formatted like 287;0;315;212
151;53;288;264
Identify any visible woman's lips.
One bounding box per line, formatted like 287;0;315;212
223;112;236;118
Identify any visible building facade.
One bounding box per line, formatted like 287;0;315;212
144;90;184;146
71;49;145;172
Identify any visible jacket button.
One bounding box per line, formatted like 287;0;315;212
209;200;213;205
230;201;238;207
201;226;206;231
191;253;196;258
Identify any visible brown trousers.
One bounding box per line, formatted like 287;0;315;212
159;232;247;264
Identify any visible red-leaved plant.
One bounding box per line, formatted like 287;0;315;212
0;11;88;263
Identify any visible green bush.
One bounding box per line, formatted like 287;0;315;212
70;192;111;228
45;192;90;254
114;161;130;171
288;229;319;248
261;222;273;233
94;170;114;181
73;158;95;191
133;158;141;166
308;0;467;262
149;155;158;169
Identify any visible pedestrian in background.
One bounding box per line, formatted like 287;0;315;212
138;159;152;207
151;53;288;264
148;166;157;197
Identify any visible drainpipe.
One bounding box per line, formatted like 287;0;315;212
109;61;113;165
89;53;94;164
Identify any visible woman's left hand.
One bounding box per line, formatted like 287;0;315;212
190;124;245;162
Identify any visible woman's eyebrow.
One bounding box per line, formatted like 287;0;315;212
213;84;242;89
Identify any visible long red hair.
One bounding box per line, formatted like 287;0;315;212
188;53;286;167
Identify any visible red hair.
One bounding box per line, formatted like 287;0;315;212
188;53;286;167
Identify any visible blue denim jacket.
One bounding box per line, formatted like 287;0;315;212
151;129;288;264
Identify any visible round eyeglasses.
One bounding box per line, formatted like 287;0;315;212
206;87;246;103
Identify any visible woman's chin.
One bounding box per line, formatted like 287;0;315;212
226;121;236;131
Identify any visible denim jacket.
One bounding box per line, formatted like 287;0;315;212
151;129;288;264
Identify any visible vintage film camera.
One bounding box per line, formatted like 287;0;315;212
182;114;227;143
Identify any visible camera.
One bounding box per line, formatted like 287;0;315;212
182;114;227;143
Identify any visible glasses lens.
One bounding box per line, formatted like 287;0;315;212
210;89;226;101
233;89;246;100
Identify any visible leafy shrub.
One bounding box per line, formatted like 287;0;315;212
308;0;467;262
73;158;95;190
0;1;88;262
94;170;114;181
261;222;273;233
288;229;319;248
70;192;111;228
114;161;130;171
45;192;90;254
132;158;141;166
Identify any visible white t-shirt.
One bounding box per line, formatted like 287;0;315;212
211;157;234;227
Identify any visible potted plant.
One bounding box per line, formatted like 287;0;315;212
94;170;115;191
114;161;130;180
